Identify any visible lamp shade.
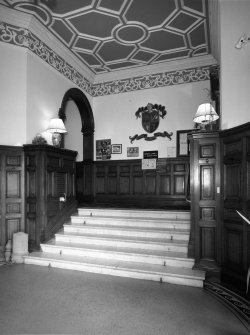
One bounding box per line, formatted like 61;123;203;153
47;118;67;133
193;103;219;124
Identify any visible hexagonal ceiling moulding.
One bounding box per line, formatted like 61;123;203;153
106;61;140;71
67;10;121;39
14;3;51;25
50;18;75;46
131;50;157;63
97;0;127;14
124;0;178;28
188;21;207;48
45;0;94;15
155;50;190;63
115;25;147;44
75;51;102;66
182;0;205;15
167;11;201;33
140;29;186;52
73;36;99;52
192;47;208;56
97;40;136;63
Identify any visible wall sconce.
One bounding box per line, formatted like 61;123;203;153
47;118;67;147
235;34;250;49
193;103;219;131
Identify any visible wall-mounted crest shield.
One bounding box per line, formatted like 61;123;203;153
129;103;172;143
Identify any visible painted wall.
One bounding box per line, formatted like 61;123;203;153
92;80;210;160
220;0;250;129
0;43;27;145
64;100;83;161
26;51;93;146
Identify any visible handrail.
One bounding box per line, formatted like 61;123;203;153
236;210;250;294
236;210;250;225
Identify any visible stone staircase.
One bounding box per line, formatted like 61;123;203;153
23;208;205;288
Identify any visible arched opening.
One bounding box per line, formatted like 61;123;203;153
59;87;95;203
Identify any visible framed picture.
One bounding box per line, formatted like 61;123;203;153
127;147;139;157
111;144;122;154
96;139;111;160
176;130;192;157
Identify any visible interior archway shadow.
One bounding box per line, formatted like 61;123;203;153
59;87;95;203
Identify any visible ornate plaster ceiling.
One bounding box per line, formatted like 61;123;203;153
1;0;211;75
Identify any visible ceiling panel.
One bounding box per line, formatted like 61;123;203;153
2;0;211;75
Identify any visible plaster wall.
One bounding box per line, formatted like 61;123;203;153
0;43;27;145
220;0;250;129
64;100;83;161
26;52;92;145
92;80;210;160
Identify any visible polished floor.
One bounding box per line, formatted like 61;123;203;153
0;263;249;335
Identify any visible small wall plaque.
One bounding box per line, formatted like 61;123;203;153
143;151;158;159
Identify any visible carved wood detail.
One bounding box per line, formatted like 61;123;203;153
0;146;25;249
24;145;77;250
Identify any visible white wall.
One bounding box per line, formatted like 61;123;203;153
26;52;93;153
64;100;83;161
93;80;210;160
0;43;27;145
220;0;250;129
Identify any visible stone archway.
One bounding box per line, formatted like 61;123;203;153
59;88;95;203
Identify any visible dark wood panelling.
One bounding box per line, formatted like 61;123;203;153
76;161;94;202
0;146;25;252
201;227;215;259
220;122;250;294
159;175;170;195
226;229;242;267
24;145;77;250
189;132;220;272
200;144;216;158
200;166;214;200
174;175;185;194
80;158;190;209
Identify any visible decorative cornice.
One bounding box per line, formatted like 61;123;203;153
0;21;92;95
0;5;94;82
93;54;217;84
91;67;210;96
0;21;211;97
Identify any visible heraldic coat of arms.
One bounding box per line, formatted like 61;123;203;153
129;103;173;143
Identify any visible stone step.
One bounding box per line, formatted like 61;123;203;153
41;241;194;268
63;224;190;241
55;232;188;253
77;208;190;221
24;252;205;288
71;215;190;230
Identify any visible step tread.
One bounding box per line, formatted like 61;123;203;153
64;224;190;234
43;240;191;260
56;231;188;245
78;208;190;214
72;215;190;223
25;252;204;279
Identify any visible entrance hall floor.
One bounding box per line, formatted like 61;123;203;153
0;264;249;335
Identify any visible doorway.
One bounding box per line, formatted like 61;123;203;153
59;88;95;203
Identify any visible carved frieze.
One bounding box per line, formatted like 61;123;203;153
0;21;211;97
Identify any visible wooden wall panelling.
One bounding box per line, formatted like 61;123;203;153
76;161;94;202
24;145;77;250
189;132;221;272
0;146;25;254
220;123;250;293
119;164;130;195
92;158;190;209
